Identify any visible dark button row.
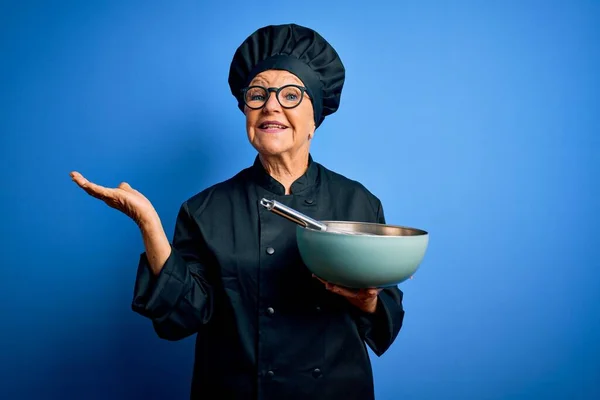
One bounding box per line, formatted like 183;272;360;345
264;369;322;379
265;306;320;315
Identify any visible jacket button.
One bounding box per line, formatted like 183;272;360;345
304;199;314;204
267;307;275;315
266;247;275;255
312;368;322;378
315;306;321;312
266;370;275;378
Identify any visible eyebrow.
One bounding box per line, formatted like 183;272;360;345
250;78;268;86
249;74;303;87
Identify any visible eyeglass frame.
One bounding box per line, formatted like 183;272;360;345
240;84;310;110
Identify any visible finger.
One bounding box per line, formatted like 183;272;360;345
86;182;114;199
71;173;114;200
313;276;347;294
312;274;334;289
71;171;96;191
70;171;88;187
329;284;360;298
312;275;368;299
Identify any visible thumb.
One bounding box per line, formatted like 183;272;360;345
118;182;134;192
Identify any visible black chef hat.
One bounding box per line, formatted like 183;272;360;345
228;23;345;128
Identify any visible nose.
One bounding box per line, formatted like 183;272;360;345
262;91;281;112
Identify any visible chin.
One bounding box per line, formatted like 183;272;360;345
251;140;290;157
256;147;289;157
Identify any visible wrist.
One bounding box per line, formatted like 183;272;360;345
351;296;378;314
363;297;378;314
138;213;162;233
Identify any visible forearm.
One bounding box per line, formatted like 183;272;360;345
131;202;214;340
139;215;172;276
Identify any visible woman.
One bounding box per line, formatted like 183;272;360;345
71;23;405;400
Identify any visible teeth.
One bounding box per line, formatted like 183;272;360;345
262;124;286;129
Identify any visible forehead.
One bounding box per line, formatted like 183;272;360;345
249;70;304;86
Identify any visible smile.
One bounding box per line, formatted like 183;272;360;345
259;123;288;129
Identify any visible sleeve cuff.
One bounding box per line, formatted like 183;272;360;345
361;290;394;331
131;246;190;322
355;290;400;356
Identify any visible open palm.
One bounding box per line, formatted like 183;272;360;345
70;171;157;227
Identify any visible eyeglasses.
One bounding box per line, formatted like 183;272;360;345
241;84;309;110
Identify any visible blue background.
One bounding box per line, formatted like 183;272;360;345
1;0;598;399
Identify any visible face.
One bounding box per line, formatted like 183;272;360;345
244;70;315;159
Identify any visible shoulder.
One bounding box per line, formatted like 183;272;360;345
316;161;383;213
178;166;253;218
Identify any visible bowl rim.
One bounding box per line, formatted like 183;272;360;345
298;220;429;237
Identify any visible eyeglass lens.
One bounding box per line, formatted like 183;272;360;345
244;86;303;109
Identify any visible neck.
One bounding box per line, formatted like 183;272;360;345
259;150;310;195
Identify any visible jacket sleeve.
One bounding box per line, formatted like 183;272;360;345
355;199;405;356
356;287;405;356
131;201;214;341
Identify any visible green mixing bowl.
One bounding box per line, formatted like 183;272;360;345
296;221;429;288
259;198;429;289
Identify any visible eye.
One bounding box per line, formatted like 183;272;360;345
280;86;302;103
245;87;266;102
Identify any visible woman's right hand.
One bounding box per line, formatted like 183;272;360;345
70;171;159;228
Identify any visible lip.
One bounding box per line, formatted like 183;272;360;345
258;120;289;133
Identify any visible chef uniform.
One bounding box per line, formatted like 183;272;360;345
132;23;405;400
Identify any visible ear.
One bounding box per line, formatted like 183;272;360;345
310;122;317;139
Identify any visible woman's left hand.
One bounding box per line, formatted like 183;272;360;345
313;274;382;314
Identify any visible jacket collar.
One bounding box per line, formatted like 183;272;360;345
251;154;319;195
